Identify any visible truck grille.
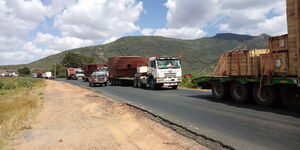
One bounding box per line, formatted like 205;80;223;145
164;73;176;77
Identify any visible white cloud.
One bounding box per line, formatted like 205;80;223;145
157;0;287;38
53;0;143;41
141;27;206;39
0;0;144;65
141;28;155;36
33;33;95;50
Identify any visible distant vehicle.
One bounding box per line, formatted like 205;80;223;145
75;70;85;80
37;72;43;78
8;72;18;77
0;73;5;77
42;73;46;78
88;70;109;87
83;64;106;82
45;72;54;79
66;68;82;80
32;73;37;78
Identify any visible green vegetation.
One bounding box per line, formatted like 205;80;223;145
62;52;94;68
17;67;30;76
0;77;45;149
179;75;199;89
0;33;269;75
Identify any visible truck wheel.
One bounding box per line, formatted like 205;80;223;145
172;85;178;89
211;82;228;100
89;82;92;87
281;86;300;110
253;84;276;106
149;78;157;90
230;83;248;103
104;83;108;86
134;78;138;88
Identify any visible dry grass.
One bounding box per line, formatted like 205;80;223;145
0;77;46;149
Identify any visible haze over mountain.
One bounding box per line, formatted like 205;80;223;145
0;33;269;75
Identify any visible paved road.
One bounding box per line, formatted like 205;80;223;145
58;79;300;150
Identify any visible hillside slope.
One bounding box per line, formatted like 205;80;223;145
0;33;269;74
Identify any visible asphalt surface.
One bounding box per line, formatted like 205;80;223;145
57;79;300;150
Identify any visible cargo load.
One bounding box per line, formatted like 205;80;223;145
108;56;149;78
212;49;269;77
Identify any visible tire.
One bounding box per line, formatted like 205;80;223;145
172;85;178;89
104;83;108;86
149;78;157;90
253;84;276;106
211;82;228;100
281;86;300;110
134;78;138;88
230;83;249;103
89;82;92;87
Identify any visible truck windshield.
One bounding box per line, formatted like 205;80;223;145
93;72;108;77
157;59;181;69
76;71;84;74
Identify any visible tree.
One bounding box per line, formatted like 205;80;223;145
62;52;94;68
17;67;31;75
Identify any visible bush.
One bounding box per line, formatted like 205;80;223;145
17;67;30;75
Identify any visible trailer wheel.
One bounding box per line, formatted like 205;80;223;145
281;86;300;110
211;82;228;100
172;85;178;89
253;84;276;106
149;78;157;90
231;83;248;103
89;82;92;87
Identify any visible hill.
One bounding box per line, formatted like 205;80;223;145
0;33;269;75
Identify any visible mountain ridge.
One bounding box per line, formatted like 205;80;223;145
0;33;270;75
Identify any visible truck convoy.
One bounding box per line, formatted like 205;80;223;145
83;64;106;82
66;68;84;80
192;0;300;110
109;56;182;90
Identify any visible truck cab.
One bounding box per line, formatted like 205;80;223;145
135;57;182;89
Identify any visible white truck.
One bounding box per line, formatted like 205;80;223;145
134;57;182;90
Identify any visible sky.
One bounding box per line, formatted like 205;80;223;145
0;0;287;65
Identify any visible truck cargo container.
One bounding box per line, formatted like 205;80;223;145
192;0;300;110
83;64;106;82
109;56;149;86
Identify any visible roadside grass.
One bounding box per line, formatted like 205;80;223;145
0;77;46;149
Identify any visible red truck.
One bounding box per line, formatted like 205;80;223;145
66;68;83;80
83;64;106;82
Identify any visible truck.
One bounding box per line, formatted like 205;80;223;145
83;64;106;82
109;56;182;89
192;0;300;110
45;72;53;79
66;68;83;80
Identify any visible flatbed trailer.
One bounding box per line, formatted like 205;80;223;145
192;76;300;110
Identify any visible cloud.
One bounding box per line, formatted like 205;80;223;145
151;0;287;39
0;0;144;65
33;33;94;51
141;27;206;39
53;0;143;41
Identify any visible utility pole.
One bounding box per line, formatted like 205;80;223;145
54;64;56;79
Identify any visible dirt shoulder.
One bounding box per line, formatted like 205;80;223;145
6;80;208;150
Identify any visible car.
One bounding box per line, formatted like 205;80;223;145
88;71;109;87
